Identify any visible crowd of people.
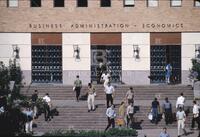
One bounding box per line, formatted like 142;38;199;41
73;72;200;137
17;71;200;136
21;89;59;134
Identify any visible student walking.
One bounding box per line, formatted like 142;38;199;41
31;90;38;119
104;82;115;108
87;83;96;112
43;93;52;121
74;75;82;102
191;100;200;130
151;98;160;124
176;93;185;109
117;101;126;127
101;71;110;88
176;107;187;137
125;87;134;104
162;97;172;125
165;63;172;84
22;107;33;134
105;105;116;131
126;102;134;128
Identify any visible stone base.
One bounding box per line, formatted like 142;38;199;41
182;70;190;85
122;70;150;85
63;70;90;85
21;70;31;86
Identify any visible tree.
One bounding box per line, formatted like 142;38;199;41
0;59;27;136
191;59;200;81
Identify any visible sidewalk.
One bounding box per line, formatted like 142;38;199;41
137;128;199;137
33;128;200;137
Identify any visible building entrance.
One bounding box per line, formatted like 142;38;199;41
90;33;122;84
150;33;181;84
150;45;181;84
32;45;62;83
91;45;121;84
31;33;62;83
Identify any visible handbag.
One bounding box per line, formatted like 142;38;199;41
94;92;97;97
162;113;165;119
116;118;124;126
73;86;76;91
148;113;153;120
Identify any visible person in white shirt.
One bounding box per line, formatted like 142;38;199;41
105;105;116;131
104;82;115;108
176;107;187;137
43;93;52;121
176;93;185;109
22;107;33;134
101;71;110;88
87;83;96;112
126;87;134;104
126;102;134;128
191;100;200;130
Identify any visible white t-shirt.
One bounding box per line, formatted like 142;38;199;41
176;96;185;108
106;107;116;118
127;105;134;115
193;104;200;114
126;90;134;100
43;95;51;103
101;73;110;81
176;111;186;120
104;85;115;94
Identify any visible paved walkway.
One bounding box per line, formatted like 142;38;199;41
34;128;200;137
137;128;199;137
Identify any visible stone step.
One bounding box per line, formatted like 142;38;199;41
22;85;194;132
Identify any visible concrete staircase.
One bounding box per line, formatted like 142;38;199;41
21;85;194;100
21;84;194;133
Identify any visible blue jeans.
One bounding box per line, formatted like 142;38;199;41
152;107;158;123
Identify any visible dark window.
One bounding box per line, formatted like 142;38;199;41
77;0;88;7
31;0;41;7
101;0;111;7
54;0;64;7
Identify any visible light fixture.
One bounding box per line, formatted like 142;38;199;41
12;44;20;59
195;44;200;58
73;44;80;61
133;45;140;59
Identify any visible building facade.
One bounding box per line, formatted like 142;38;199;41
0;0;200;85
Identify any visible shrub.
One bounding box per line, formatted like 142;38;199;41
43;128;138;137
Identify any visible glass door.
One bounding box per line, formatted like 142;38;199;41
150;45;181;84
91;45;121;84
32;45;62;83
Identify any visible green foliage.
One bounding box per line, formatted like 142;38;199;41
0;106;27;136
35;98;46;114
191;59;200;80
43;128;138;137
0;58;26;136
0;62;10;92
9;59;23;100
